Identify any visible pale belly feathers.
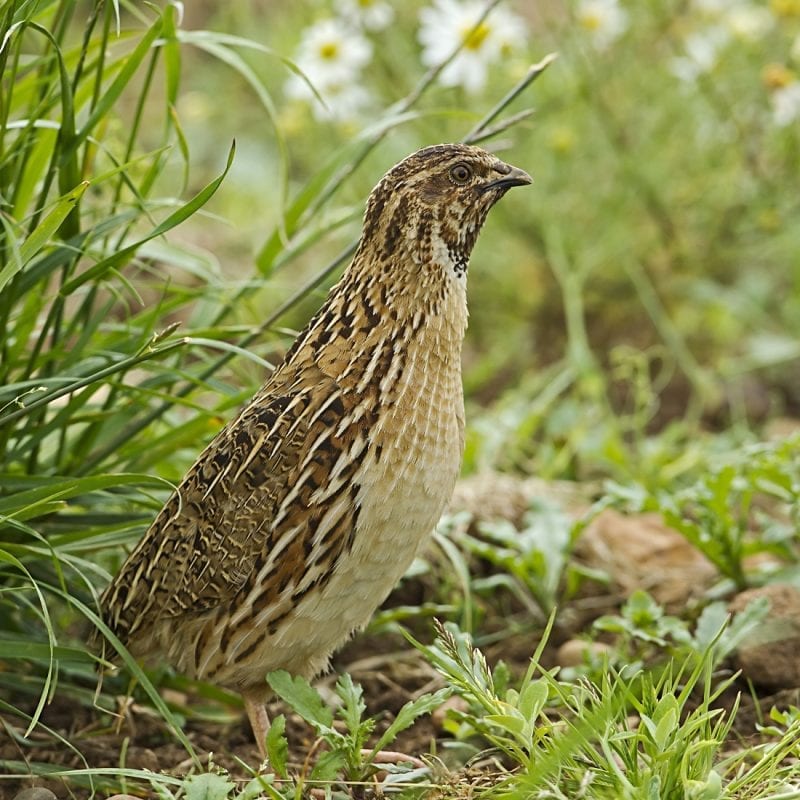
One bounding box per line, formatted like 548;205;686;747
175;346;465;690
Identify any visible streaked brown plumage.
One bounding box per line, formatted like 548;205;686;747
97;143;531;755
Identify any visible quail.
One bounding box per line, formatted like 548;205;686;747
97;143;531;756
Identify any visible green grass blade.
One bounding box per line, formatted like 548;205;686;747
0;548;57;735
59;141;235;295
0;473;170;518
0;337;186;427
71;12;164;154
0;640;95;663
0;180;89;293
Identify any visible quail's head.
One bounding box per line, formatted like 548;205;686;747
359;143;531;281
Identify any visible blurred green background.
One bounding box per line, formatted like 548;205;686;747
166;0;800;471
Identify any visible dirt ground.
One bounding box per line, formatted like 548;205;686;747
2;472;799;799
3;626;794;800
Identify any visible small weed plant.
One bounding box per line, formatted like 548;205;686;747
609;434;800;591
407;619;800;799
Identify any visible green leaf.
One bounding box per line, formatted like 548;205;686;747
267;670;333;730
0;639;94;663
686;770;724;800
0;473;168;519
653;704;677;752
239;774;282;800
162;2;182;106
486;713;527;737
0;182;89;293
371;687;451;756
623;589;663;627
72;13;164;153
19;23;81;235
518;680;548;721
265;713;288;777
183;772;236;800
335;673;366;735
11;126;58;220
693;602;729;653
718;596;771;657
309;749;347;783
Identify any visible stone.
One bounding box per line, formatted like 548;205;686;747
729;583;800;689
556;638;613;668
13;790;58;800
575;509;717;609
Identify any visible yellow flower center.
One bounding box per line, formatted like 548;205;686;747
358;0;374;7
762;62;795;89
462;22;491;50
770;0;800;17
319;41;339;60
549;126;576;154
581;12;603;31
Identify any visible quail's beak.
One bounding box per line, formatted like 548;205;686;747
479;162;533;193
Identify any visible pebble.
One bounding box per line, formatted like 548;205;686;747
729;583;800;689
556;638;612;667
575;509;717;610
13;789;57;800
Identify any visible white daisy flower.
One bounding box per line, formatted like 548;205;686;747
285;72;373;122
335;0;395;31
289;18;372;85
724;4;773;41
284;18;373;120
313;82;373;122
670;26;729;82
772;82;800;126
576;0;629;50
418;0;527;93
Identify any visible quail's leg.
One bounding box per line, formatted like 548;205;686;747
243;690;270;759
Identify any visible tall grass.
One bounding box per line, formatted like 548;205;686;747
0;0;246;763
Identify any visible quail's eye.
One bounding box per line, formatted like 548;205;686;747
449;163;473;184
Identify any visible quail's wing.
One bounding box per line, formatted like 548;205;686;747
103;364;365;638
